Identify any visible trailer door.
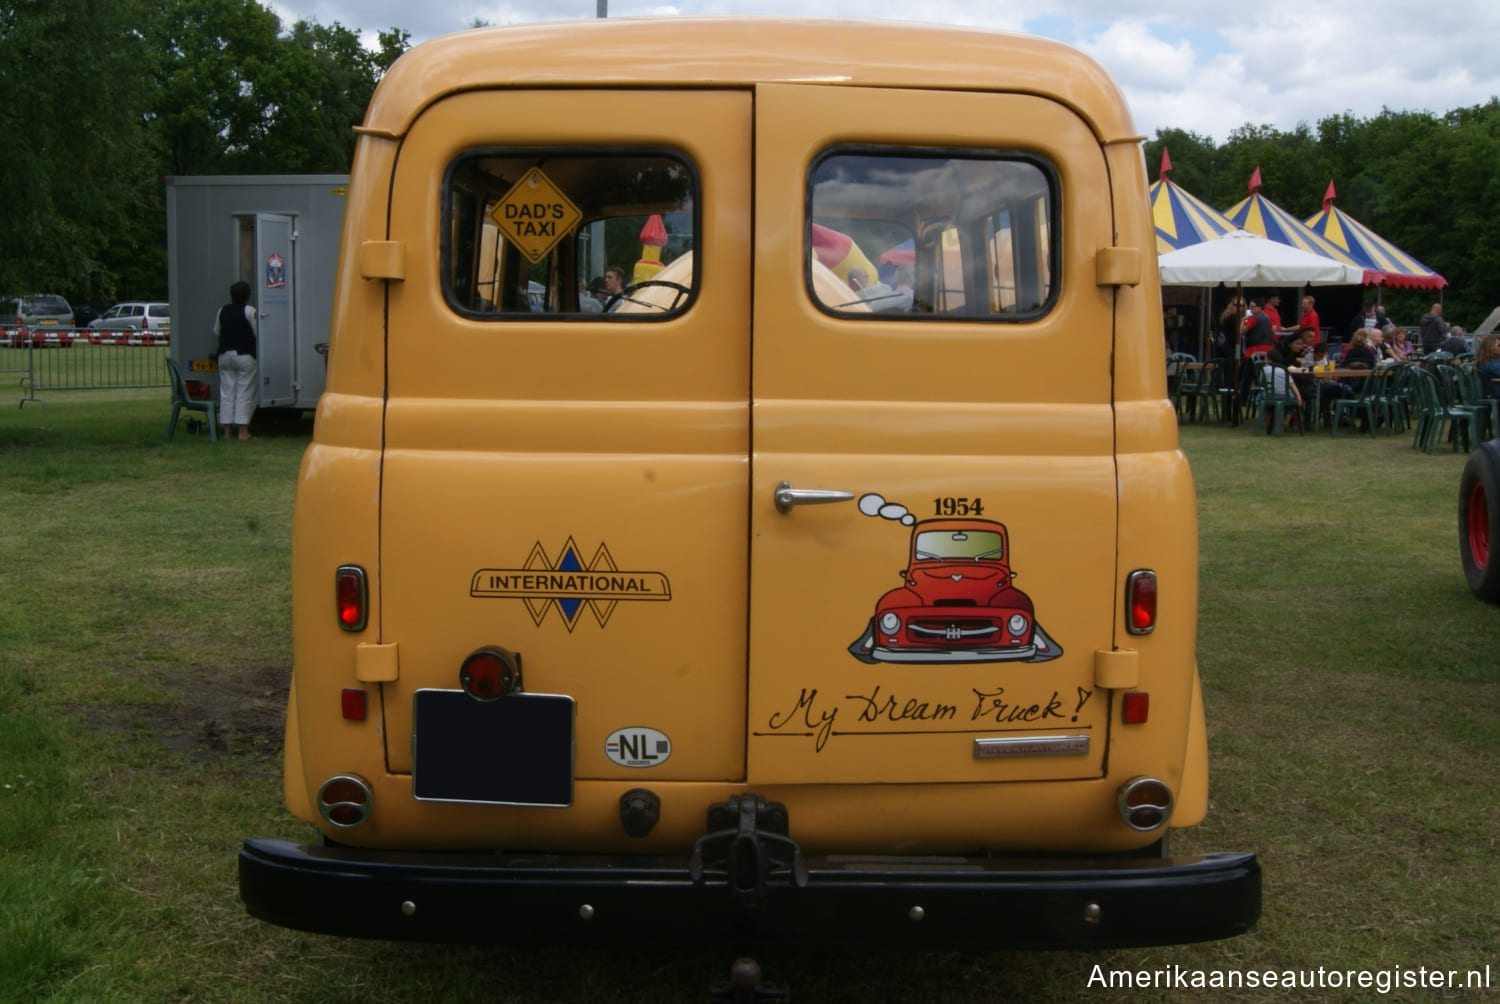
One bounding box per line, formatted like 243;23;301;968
253;213;295;406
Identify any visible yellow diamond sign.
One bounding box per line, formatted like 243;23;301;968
488;167;582;264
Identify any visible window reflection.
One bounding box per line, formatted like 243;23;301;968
808;152;1055;320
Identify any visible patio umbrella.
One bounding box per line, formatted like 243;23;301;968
1160;229;1363;426
1158;229;1366;287
1149;148;1238;253
1302;181;1445;290
1220;167;1371;277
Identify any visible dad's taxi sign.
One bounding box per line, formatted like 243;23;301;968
488;167;582;264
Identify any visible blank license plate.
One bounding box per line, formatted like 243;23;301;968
412;689;575;806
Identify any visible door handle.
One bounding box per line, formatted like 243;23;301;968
775;481;855;514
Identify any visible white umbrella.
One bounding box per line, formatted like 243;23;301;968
1158;229;1366;287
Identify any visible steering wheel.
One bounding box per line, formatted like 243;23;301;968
605;279;692;313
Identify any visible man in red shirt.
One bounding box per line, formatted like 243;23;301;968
1296;295;1321;344
1264;295;1284;331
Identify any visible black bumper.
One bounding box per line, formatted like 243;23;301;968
239;838;1259;949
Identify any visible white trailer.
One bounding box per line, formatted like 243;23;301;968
166;175;348;412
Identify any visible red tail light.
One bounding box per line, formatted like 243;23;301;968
1125;570;1157;635
335;565;368;631
1121;691;1149;724
460;647;521;701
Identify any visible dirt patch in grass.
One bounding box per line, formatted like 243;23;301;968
160;662;290;762
77;662;290;765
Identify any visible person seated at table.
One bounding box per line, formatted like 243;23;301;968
1368;327;1396;365
1386;326;1415;361
1268;330;1308;368
1341;329;1378;370
1476;335;1500;397
1258;350;1304;433
1440;325;1471;356
1309;341;1354;408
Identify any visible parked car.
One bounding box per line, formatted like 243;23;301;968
71;302;102;327
2;294;75;329
89;301;171;332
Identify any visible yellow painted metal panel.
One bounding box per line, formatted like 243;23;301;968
747;85;1118;785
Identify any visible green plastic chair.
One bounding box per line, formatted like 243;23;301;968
1254;363;1303;437
1330;369;1380;438
1167;353;1196;418
1409;368;1471;454
1178;361;1220;424
165;357;218;443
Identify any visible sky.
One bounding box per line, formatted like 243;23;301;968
265;0;1499;145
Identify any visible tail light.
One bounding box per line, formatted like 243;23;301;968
335;565;368;631
1125;570;1157;635
1117;776;1173;831
317;774;373;829
1121;690;1150;724
460;647;521;701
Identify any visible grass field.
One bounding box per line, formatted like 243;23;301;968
1;392;1496;1002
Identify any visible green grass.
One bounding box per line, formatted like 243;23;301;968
1;399;1496;1002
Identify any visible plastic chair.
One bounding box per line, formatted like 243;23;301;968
1330;369;1380;438
1452;361;1500;435
1179;361;1220;424
1254;363;1303;437
1167;353;1196;418
1409;368;1471;454
165;357;218;442
1449;365;1496;444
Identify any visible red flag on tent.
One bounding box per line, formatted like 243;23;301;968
1322;179;1337;211
1247;166;1262;193
1159;147;1172;180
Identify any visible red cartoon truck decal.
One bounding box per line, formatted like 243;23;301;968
848;507;1062;664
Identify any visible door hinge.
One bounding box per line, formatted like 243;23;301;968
1095;247;1141;287
355;642;399;682
360;241;406;281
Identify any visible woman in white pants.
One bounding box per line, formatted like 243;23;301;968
214;280;259;440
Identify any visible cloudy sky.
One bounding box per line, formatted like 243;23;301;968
266;0;1497;144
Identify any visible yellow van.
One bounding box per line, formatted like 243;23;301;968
240;17;1260;949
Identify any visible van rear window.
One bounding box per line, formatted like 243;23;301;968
443;152;697;319
807;150;1056;320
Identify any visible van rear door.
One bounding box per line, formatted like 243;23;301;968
746;85;1118;784
377;90;754;785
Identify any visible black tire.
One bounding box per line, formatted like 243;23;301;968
1459;440;1500;603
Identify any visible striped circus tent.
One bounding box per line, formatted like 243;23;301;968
1221;167;1370;280
1302;181;1445;290
1149;149;1238;253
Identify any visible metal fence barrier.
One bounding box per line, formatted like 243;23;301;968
3;328;171;408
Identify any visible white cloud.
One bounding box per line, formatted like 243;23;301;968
265;0;1500;142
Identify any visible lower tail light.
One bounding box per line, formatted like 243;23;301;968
318;774;373;829
1117;776;1173;831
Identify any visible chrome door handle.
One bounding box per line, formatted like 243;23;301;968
775;481;855;514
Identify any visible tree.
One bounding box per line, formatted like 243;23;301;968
0;0;160;299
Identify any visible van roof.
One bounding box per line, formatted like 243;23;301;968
363;18;1140;143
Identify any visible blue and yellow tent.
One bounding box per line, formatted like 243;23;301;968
1149;149;1238;253
1221;167;1369;279
1302;181;1445;290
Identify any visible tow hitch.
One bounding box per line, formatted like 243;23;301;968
689;794;808;920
